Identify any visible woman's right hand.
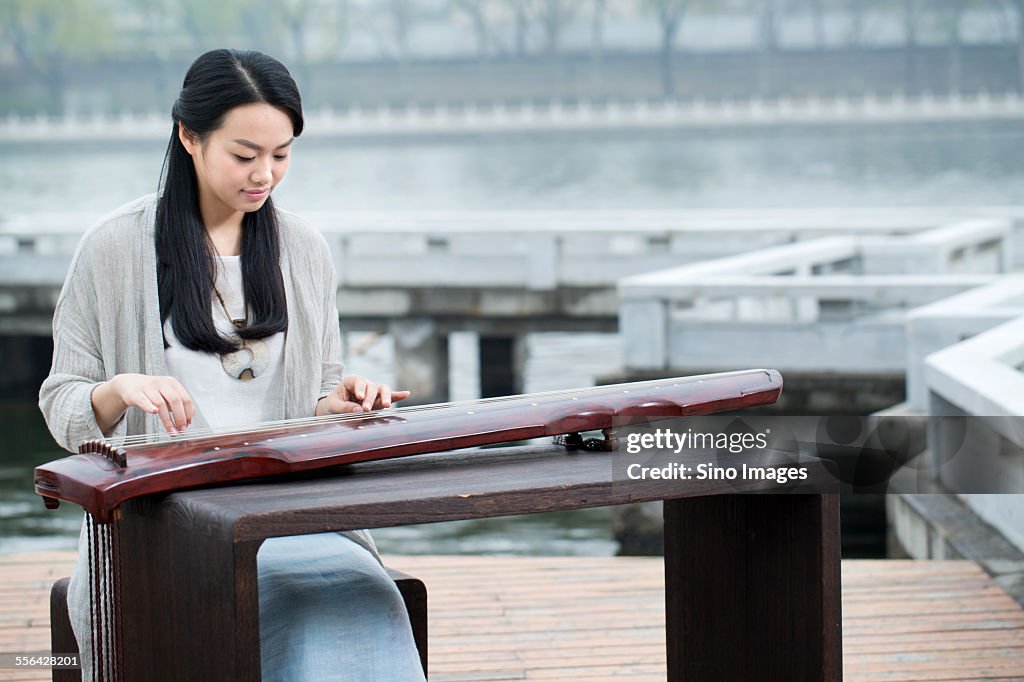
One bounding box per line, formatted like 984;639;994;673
93;374;195;434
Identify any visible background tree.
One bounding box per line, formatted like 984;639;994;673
1002;0;1024;92
274;0;351;98
0;0;113;115
590;0;608;91
945;0;968;95
276;0;317;64
809;0;825;48
846;0;864;46
928;0;993;95
175;0;250;52
125;0;178;108
510;0;537;56
643;0;689;97
538;0;580;56
453;0;496;57
760;0;780;51
388;0;416;63
904;0;920;93
757;0;781;96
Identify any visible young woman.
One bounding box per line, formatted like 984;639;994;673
39;49;425;681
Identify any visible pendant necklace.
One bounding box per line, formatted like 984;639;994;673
213;286;269;381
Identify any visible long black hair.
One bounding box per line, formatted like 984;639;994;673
156;49;303;353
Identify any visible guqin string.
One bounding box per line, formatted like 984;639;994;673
86;513;124;682
109;373;717;448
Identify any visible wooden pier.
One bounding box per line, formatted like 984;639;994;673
1;552;1022;681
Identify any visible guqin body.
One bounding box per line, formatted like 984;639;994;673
35;369;783;681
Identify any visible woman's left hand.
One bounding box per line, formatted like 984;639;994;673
316;374;411;415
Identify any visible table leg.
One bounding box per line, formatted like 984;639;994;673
119;503;263;680
663;494;842;681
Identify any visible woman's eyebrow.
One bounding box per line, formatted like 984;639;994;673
233;138;294;151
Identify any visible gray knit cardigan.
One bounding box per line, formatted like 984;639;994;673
38;193;378;678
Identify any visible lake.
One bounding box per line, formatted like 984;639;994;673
2;124;1022;555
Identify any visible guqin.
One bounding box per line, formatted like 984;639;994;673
35;368;783;681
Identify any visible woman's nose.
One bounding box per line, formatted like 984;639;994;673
251;159;272;184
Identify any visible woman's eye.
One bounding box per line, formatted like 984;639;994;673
274;154;289;161
234;154;255;162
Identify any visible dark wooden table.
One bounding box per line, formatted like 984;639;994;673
116;442;843;681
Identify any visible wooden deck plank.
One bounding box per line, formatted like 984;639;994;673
0;553;1023;681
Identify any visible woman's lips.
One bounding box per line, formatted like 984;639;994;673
243;188;269;200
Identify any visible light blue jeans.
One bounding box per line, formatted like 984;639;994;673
257;532;426;682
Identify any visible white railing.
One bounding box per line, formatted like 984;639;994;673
926;316;1024;420
920;316;1024;551
906;276;1024;410
619;220;1011;373
5;210;1017;290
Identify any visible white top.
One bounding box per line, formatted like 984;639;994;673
163;256;285;430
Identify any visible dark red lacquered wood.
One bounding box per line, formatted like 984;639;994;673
35;369;782;523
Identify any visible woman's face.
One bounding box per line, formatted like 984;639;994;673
179;102;294;224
